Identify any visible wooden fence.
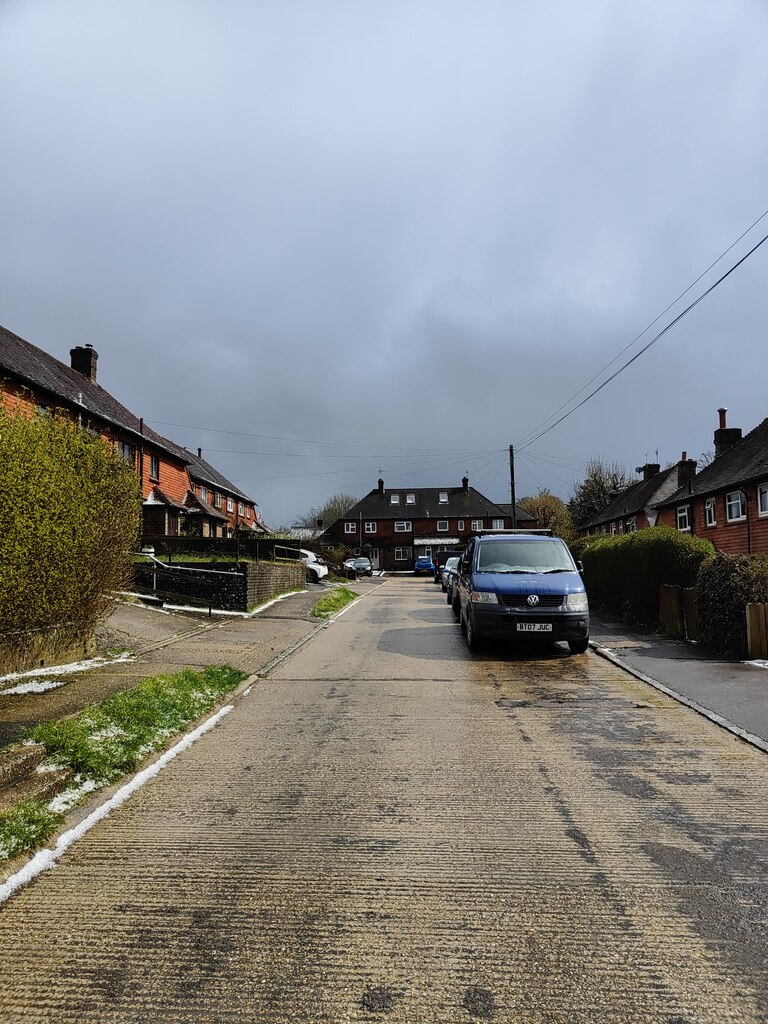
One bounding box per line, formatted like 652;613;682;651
659;585;702;642
746;603;768;659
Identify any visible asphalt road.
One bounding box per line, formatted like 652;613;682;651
1;577;767;1022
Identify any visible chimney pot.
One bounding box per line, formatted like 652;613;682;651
718;407;728;429
378;477;384;495
462;475;469;491
197;448;202;458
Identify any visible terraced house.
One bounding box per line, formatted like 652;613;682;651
0;324;264;540
320;476;536;571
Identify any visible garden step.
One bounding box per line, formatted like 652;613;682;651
0;765;74;815
0;743;47;789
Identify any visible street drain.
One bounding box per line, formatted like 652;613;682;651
462;986;495;1018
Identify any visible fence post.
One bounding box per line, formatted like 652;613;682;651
746;603;768;660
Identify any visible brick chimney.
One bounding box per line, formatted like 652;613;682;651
462;475;469;491
637;463;660;481
70;344;98;382
676;451;697;488
378;477;384;495
714;407;742;458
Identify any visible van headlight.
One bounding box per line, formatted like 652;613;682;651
565;593;589;612
471;591;499;604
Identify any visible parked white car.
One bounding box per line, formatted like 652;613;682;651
299;549;329;583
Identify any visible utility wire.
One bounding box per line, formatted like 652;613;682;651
518;229;768;451
515;206;768;449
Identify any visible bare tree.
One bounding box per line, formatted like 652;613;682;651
568;458;632;529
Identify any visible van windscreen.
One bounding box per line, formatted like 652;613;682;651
476;539;574;573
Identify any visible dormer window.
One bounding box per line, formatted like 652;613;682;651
390;494;400;504
439;491;448;503
406;493;416;505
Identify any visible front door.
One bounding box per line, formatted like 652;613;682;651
369;547;380;569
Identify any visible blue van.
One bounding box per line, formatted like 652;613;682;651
454;532;589;654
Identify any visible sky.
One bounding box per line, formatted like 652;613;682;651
2;0;767;527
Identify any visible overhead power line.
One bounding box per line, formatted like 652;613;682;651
515;206;768;450
518;228;768;452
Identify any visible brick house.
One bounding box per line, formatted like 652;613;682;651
0;324;263;539
319;476;535;571
580;455;697;537
654;409;768;555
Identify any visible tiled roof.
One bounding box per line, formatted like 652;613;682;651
584;466;682;528
496;503;539;524
338;485;510;522
184;492;230;522
157;438;254;503
656;418;768;508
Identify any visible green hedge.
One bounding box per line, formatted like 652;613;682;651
696;553;768;658
581;527;715;624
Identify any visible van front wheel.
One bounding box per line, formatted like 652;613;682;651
568;638;589;655
466;613;484;652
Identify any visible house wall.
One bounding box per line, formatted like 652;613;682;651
657;481;768;555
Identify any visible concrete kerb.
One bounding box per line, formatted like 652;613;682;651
589;640;768;756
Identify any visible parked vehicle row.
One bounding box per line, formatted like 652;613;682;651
423;533;590;656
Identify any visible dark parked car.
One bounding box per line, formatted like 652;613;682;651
414;556;435;575
352;557;373;577
441;555;461;595
433;549;462;584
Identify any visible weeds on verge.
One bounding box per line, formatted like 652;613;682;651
311;588;358;619
0;665;247;864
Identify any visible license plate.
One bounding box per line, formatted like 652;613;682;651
517;623;552;632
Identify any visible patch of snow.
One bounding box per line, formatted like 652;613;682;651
0;652;134;686
47;779;99;813
0;705;233;905
744;660;768;669
1;680;67;695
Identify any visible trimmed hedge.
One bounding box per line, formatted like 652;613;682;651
697;553;768;658
581;527;715;625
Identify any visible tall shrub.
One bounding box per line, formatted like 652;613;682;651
697;553;768;658
582;527;714;624
0;407;140;639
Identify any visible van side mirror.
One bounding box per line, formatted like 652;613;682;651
577;560;585;575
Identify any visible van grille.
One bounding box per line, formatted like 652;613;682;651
500;594;563;609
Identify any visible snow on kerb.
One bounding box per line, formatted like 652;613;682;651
0;705;233;906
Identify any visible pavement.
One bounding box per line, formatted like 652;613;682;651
590;612;768;750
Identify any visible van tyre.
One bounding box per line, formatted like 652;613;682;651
568;639;589;655
452;595;461;620
466;613;483;652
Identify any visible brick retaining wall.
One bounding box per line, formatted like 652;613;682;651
133;560;306;612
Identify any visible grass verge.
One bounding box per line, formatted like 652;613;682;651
0;664;247;864
311;587;358;619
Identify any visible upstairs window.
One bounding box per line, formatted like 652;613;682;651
149;454;160;480
246;507;251;519
118;441;136;466
439;491;449;503
390;494;400;504
437;520;449;531
726;491;746;522
227;497;234;513
345;521;357;534
214;491;222;508
394;521;412;532
406;493;416;505
676;505;690;532
238;502;244;516
705;497;717;527
458;519;465;531
759;483;768;517
199;485;209;503
365;521;377;533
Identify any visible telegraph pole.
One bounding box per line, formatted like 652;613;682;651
509;445;517;527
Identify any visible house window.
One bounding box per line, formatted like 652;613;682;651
705;497;717;527
395;546;412;561
214;491;222;509
726;491;746;522
626;517;637;533
439;491;448;503
118;441;136;465
609;523;617;535
458;519;465;531
246;507;251;519
237;502;244;516
345;522;357;534
676;505;690;532
149;454;160;480
758;483;768;517
390;494;400;504
471;519;483;531
491;518;504;530
365;521;377;533
437;520;449;532
199;485;208;502
227;497;233;513
35;404;52;417
394;521;412;532
406;493;416;505
423;546;433;557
